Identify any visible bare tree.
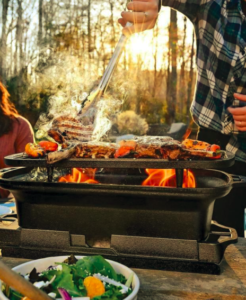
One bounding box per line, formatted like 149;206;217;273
152;23;159;97
38;0;43;46
109;0;116;54
179;16;187;119
0;0;10;82
187;31;195;122
87;0;91;53
166;9;178;124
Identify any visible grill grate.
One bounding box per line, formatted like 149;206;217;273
5;151;235;169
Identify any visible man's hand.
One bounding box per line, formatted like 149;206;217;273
118;0;159;36
228;93;246;131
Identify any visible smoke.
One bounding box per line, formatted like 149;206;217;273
92;98;123;141
33;53;127;142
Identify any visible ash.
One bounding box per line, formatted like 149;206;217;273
22;168;69;182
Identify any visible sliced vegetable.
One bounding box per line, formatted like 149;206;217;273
38;141;58;152
207;144;222;159
125;272;134;288
58;288;72;300
93;274;129;293
83;276;105;299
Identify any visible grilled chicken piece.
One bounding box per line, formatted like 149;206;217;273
75;142;116;159
133;136;172;158
115;137;173;159
160;141;182;160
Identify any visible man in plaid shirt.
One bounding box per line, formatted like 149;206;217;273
119;0;246;236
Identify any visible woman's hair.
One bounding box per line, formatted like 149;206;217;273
0;82;19;137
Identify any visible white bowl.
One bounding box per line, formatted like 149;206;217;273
0;256;140;300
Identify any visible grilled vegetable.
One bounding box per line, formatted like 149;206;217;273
25;143;46;158
181;139;211;150
38;141;58;152
207;144;222;159
114;140;136;158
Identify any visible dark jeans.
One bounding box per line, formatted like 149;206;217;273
197;128;246;237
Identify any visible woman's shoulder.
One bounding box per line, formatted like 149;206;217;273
15;116;33;132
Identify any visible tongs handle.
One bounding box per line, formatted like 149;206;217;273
98;26;130;93
81;22;131;111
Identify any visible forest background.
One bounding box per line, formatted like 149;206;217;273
0;0;197;136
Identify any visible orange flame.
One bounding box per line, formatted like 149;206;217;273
58;168;99;184
142;169;196;188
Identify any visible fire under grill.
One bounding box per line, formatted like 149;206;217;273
0;151;244;274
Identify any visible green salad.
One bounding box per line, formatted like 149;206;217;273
2;255;133;300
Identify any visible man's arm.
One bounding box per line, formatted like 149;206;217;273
118;0;208;36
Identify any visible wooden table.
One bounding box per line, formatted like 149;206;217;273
2;239;246;300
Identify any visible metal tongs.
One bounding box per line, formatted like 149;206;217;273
81;22;131;113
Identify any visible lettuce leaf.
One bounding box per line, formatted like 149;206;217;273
76;256;117;281
41;263;87;297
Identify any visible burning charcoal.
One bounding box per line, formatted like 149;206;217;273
63;254;78;265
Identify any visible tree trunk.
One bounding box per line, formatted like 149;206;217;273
109;0;115;55
166;9;178;125
0;0;10;82
179;16;187;120
17;0;23;72
10;1;14;77
87;0;91;53
152;24;159;97
38;0;43;46
187;31;195;123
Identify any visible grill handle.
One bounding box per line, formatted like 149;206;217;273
231;174;246;188
0;167;25;178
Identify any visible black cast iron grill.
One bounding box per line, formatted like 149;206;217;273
0;151;243;274
0;166;245;241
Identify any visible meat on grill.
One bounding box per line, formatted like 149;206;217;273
73;138;221;160
48;129;65;144
75;142;116;159
48;116;94;142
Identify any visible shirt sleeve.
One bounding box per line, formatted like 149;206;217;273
15;117;34;154
160;0;210;22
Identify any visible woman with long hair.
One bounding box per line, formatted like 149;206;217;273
0;81;34;198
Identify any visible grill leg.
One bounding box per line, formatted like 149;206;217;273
47;167;54;183
175;168;184;188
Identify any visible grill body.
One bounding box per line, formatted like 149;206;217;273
0;168;233;241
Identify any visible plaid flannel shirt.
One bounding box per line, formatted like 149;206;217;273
162;0;246;162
